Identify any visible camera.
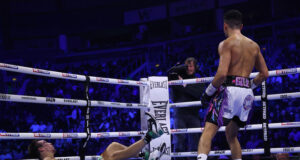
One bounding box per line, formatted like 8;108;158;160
167;64;188;80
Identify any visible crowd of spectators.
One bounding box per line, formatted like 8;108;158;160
0;32;299;159
0;57;142;159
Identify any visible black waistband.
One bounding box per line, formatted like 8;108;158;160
223;76;251;88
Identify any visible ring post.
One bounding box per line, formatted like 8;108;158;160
261;81;270;156
139;78;150;153
148;76;171;160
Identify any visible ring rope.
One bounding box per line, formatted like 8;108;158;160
21;147;300;159
1;92;298;109
169;92;300;108
1;121;298;140
1;63;299;86
23;147;300;159
0;93;148;109
23;156;101;160
23;156;141;160
168;67;300;85
171;122;300;134
171;147;300;157
0;63;86;81
254;92;300;101
0;63;147;86
0;131;147;139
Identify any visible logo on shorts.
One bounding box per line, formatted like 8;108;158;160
243;95;253;110
235;77;250;88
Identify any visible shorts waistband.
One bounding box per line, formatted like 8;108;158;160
223;76;251;88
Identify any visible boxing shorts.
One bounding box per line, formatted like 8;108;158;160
205;76;254;127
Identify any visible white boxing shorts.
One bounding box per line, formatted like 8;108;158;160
205;76;254;127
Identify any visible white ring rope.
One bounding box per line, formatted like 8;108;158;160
170;92;300;108
0;133;87;140
23;156;142;160
169;67;300;85
23;156;102;160
0;63;147;86
89;76;148;86
0;131;147;140
171;122;300;134
90;131;147;139
254;92;300;101
0;94;86;106
22;147;300;159
1;63;299;86
1;92;298;109
0;63;86;81
1;122;298;139
90;100;147;109
170;101;203;108
0;93;148;109
171;147;300;157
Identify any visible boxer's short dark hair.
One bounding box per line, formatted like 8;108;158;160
28;140;42;159
224;10;243;28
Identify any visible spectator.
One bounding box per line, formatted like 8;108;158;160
168;57;205;159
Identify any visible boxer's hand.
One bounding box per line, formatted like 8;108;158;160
250;79;258;89
201;92;213;108
201;83;218;107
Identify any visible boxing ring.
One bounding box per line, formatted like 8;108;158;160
0;62;300;159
